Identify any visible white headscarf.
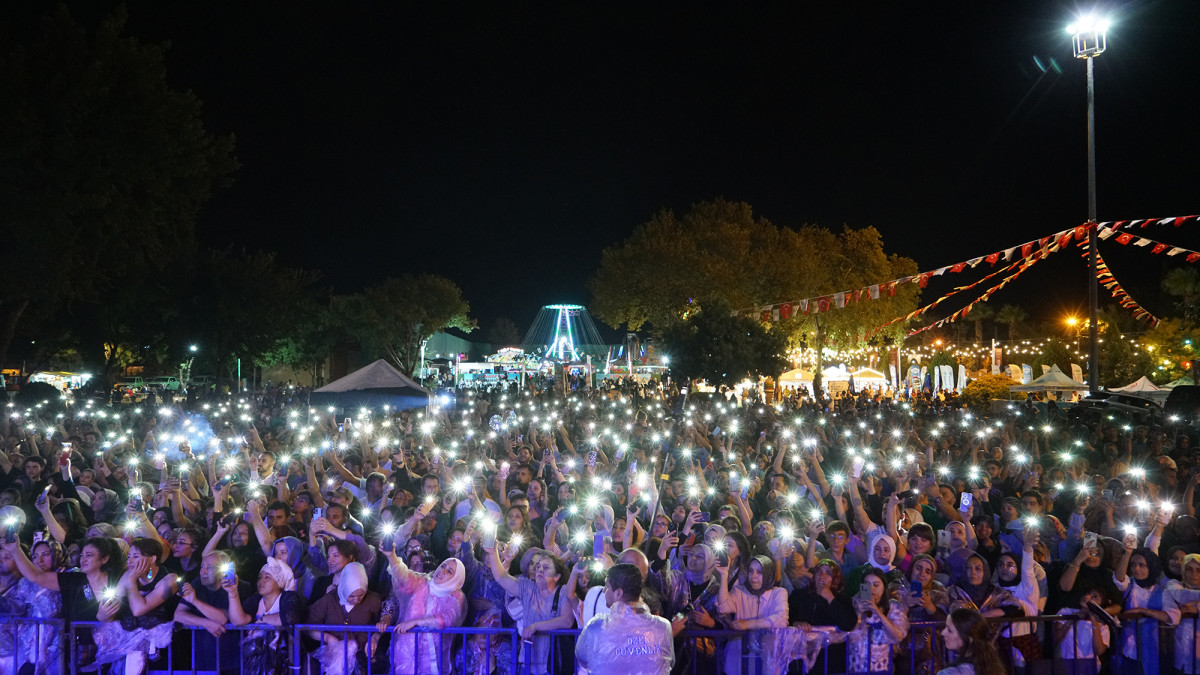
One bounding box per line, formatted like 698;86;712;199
867;532;896;572
260;557;297;592
338;562;368;613
427;558;465;598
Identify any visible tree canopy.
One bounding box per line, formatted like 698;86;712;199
657;305;788;387
0;6;237;368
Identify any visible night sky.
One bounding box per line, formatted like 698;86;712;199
51;1;1200;336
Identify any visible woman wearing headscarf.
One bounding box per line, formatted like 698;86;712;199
227;557;304;675
383;544;466;675
991;529;1041;672
484;543;574;675
1171;553;1200;675
898;554;950;675
271;536;318;597
844;532;905;599
1112;542;1180;675
307;561;383;675
947;553;1022;621
715;555;789;675
788;558;856;675
649;542;723;675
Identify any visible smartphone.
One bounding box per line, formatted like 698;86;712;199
1102;489;1114;502
482;526;497;550
1083;531;1098;550
128;494;144;511
629;460;637;474
593;532;605;557
313;507;325;521
910;580;923;598
380;529;395;553
715;548;729;567
3;523;16;544
344;418;352;430
852;457;865;479
338;424;344;434
740;482;750;500
696;512;711;523
959;492;973;513
219;511;239;527
832;482;844;498
36;485;51;507
856;582;872;603
213;476;232;491
32;530;46;545
936;530;950;550
587;451;597;467
221;563;236;586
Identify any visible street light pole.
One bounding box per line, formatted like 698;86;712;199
1070;14;1109;394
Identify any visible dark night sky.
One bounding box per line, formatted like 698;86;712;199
51;1;1200;336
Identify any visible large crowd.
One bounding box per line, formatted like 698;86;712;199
0;376;1194;675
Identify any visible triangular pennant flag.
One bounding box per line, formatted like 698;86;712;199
1189;253;1200;264
1152;243;1169;254
950;262;966;274
985;252;1000;265
966;257;984;268
1169;247;1186;257
1098;228;1116;240
1134;238;1153;247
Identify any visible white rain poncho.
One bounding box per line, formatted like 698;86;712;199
576;601;674;675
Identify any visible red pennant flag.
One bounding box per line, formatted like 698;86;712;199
780;302;792;320
1176;217;1189;227
1116;233;1134;245
1021;243;1033;258
1190;253;1200;264
918;274;931;288
1152;243;1169;254
950;262;966;274
985;252;1000;265
817;297;830;313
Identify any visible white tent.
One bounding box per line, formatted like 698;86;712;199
1009;364;1088;393
1111;376;1161;393
850;368;888;389
310;359;431;410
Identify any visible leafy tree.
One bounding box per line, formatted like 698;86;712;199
190;248;317;384
657;306;788;388
0;7;237;368
995;305;1028;341
1032;339;1077;378
342;275;475;374
1139;318;1200;384
964;304;994;345
590;200;920;393
255;297;340;385
486;317;524;348
1163;267;1200;324
959;373;1014;412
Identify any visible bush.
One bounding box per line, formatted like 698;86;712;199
960;373;1014;412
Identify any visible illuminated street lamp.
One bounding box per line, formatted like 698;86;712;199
1068;13;1110;394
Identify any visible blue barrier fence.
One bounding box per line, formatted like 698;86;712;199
0;612;1191;674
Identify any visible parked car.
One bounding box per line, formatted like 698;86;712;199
146;375;181;391
1071;391;1161;423
1164;385;1200;422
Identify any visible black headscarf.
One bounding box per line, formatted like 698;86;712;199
953;553;995;606
745;555;777;597
996;552;1022;588
1130;548;1162;590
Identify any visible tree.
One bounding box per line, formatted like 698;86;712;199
590;199;778;331
995;305;1028;341
590;200;920;392
1139;318;1200;384
964;304;995;345
255;297;340;385
190;248;317;385
1032;339;1076;377
0;7;237;368
342;275;475;374
657;306;788;388
1163;267;1200;325
486;317;524;348
959;373;1014;413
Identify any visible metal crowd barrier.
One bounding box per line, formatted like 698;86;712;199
0;615;66;675
0;610;1187;675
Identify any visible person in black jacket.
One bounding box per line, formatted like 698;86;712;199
789;558;857;674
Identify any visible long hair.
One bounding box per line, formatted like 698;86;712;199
948;608;1004;675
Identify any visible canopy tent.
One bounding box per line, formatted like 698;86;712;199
1009;365;1089;393
310;359;431;410
850;368;888;388
1111;376;1161;393
1166;375;1195;388
778;369;813;388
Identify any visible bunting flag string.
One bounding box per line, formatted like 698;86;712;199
735;224;1079;322
867;257;1026;337
1097;226;1200;263
1095;214;1200;232
902;244;1060;338
1081;242;1160;327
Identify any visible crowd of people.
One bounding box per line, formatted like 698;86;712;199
0;376;1194;675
